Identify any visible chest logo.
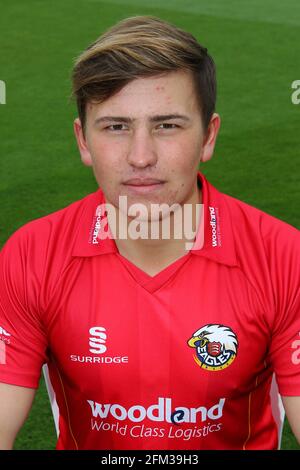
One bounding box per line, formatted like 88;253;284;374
89;326;107;354
188;324;238;371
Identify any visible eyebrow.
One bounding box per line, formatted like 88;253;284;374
94;114;191;125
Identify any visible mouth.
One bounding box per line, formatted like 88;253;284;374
122;178;165;193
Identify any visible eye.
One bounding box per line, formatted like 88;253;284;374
157;123;179;130
105;124;128;131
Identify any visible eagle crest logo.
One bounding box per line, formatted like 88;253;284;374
188;324;238;371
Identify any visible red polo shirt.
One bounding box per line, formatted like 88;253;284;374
0;173;299;450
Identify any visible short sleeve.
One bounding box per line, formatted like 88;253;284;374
0;226;48;388
266;222;300;396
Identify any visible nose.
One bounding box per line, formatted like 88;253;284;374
126;127;158;169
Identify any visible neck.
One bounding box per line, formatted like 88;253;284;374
107;181;202;275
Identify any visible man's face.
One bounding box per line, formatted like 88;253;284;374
74;70;220;215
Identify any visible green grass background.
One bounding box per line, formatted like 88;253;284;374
0;0;299;450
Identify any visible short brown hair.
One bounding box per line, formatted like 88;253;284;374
71;15;216;132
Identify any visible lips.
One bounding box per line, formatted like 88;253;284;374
123;178;164;186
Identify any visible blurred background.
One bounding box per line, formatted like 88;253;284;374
0;0;299;450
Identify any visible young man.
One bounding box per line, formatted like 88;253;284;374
0;16;299;450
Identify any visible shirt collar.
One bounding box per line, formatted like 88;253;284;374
72;189;118;257
72;172;238;267
190;172;238;267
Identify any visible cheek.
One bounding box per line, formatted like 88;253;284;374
90;141;122;177
164;139;201;174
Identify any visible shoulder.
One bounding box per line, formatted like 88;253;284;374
0;190;102;289
1;190;100;255
223;192;299;255
201;174;299;269
221;192;299;318
0;190;103;313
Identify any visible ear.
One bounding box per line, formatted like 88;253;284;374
200;113;221;163
73;117;93;167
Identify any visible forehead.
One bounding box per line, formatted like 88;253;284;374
87;70;200;119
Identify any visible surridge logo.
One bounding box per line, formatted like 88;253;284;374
89;326;107;354
87;396;225;424
69;326;129;364
188;324;238;371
